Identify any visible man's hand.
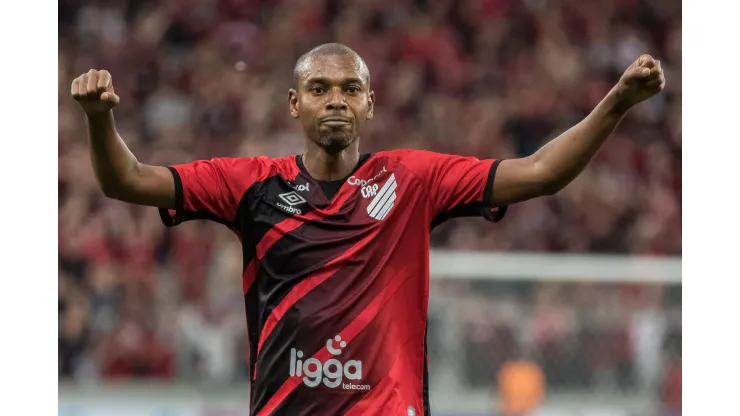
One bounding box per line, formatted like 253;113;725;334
615;54;666;110
71;69;120;115
490;54;667;206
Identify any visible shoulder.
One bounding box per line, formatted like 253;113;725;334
375;148;442;163
208;155;300;180
374;148;457;175
373;149;444;171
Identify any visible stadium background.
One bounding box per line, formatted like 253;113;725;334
58;0;681;415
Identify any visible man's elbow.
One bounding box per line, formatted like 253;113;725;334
99;182;125;200
97;162;143;201
99;175;138;201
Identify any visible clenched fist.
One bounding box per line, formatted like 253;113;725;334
71;69;120;115
615;54;666;109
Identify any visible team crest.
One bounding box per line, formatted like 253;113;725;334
364;173;397;220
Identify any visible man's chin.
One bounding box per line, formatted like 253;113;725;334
316;134;356;154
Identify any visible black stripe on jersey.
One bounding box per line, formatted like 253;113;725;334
271;261;424;416
251;152;376;348
237;174;320;258
237;175;320;386
249;211;370;413
430;159;507;229
263;261;375;415
237;175;291;387
249;202;362;336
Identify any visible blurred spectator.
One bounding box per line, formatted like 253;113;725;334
497;358;545;416
178;301;245;384
101;311;175;379
628;285;668;391
659;329;682;415
659;355;681;416
59;284;91;378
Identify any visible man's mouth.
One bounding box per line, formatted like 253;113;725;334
320;117;351;126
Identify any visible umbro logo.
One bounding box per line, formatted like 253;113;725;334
277;191;306;215
279;191;306;206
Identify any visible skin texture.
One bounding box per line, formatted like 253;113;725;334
70;43;664;209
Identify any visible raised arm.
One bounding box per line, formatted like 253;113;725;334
71;69;175;208
490;54;666;207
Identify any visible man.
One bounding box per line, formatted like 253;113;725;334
71;43;665;415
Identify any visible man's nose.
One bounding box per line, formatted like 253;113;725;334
326;89;348;111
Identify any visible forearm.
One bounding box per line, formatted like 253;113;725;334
86;111;141;197
532;87;629;194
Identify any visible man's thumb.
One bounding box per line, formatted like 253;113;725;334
100;92;120;104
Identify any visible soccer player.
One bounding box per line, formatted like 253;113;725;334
71;43;665;415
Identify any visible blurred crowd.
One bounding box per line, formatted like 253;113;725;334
428;280;681;414
58;0;681;411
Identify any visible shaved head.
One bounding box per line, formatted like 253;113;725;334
293;43;370;89
288;43;375;155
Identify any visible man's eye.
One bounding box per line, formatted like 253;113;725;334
346;87;360;94
311;86;325;94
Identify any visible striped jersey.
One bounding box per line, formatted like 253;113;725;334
159;149;506;415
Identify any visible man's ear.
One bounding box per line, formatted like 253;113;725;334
366;90;375;121
289;89;299;119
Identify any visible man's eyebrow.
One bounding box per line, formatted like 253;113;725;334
343;78;365;85
304;77;328;85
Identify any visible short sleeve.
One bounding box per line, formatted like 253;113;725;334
159;157;271;227
396;150;507;227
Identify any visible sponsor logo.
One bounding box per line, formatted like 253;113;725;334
289;335;370;391
407;406;417;416
366;173;397;220
294;183;310;192
347;166;387;187
278;191;306;215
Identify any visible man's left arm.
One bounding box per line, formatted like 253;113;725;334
490;54;666;207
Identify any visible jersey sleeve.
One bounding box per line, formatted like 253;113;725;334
158;157;272;228
397;150;507;227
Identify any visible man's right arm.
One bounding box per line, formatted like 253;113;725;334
72;69;175;208
86;111;175;208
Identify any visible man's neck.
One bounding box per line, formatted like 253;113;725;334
302;141;360;181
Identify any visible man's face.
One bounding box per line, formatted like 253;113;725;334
289;54;374;153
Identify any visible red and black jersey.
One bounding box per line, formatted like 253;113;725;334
159;149;506;416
